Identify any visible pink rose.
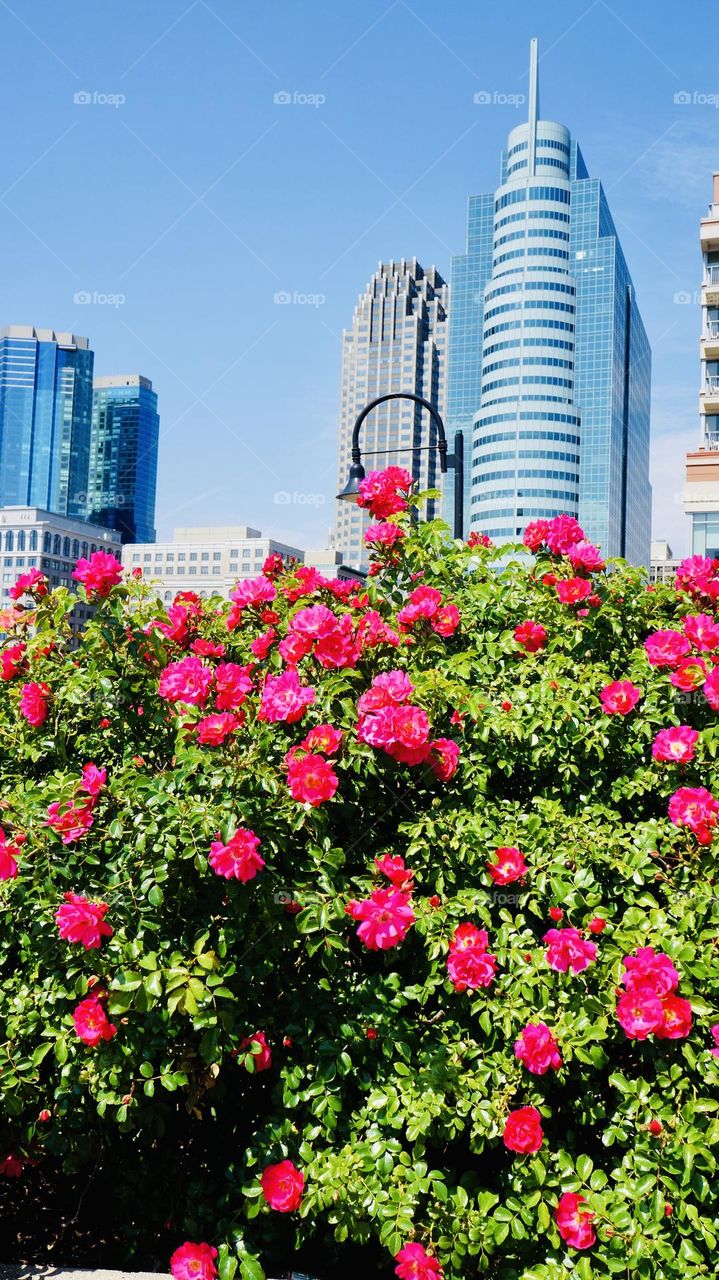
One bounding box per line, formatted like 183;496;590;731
523;519;550;552
158;657;214;707
72;551;123;598
357;467;413;520
395;1242;443;1279
345;888;415;950
209;828;264;882
258;670;316;723
446;922;497;991
56;893;113;949
170;1242;218;1280
260;1160;304;1212
514;620;547;652
514;1021;562;1074
195;712;241;745
545;515;584;555
684;612;719;651
543;926;597;974
487;845;527;885
554;1192;596;1251
503;1106;543;1153
73;995;117;1046
286;753;338;806
668;785;719;844
20;681;50;727
652;725;698;764
555;577;592;605
238;1030;272;1073
644;629;691;668
214;662;253;710
599;680;642;715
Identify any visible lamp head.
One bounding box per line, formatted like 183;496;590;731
336;459;365;503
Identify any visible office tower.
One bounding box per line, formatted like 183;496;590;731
684;173;719;556
446;39;652;564
0;326;94;519
88;375;159;544
334;259;449;566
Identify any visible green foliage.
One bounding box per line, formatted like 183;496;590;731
0;515;718;1278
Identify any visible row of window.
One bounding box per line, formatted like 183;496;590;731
507;156;568;176
473;448;579;467
472;468;579;485
482;375;574;394
0;530;109;558
485;300;576;322
475;410;581;428
495;208;570;231
480;487;579;502
495;185;571;211
485;318;575;339
474;429;580;447
495;227;570;248
495;247;570;266
483;356;574;375
485;337;574;356
486;279;575;302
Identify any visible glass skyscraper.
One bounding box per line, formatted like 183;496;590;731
88;375;159;544
334;259;448;567
0;325;94;519
446;40;651;564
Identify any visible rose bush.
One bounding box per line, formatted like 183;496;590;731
0;484;718;1279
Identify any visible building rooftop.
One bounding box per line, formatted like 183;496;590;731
94;374;153;390
0;325;89;349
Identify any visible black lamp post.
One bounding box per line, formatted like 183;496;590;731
336;392;464;540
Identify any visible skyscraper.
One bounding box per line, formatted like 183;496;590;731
88;375;159;544
334;259;449;566
0;325;94;518
684;173;719;556
446;39;652;564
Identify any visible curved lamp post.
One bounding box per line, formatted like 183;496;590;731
336;392;464;539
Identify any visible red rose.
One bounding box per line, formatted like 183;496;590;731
260;1159;304;1212
503;1105;543;1153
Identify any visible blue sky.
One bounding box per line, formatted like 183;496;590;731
0;0;716;554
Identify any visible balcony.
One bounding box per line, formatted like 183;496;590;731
704;266;719;300
703;375;719;404
704;321;719;355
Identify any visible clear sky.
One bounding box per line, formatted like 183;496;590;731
0;0;716;554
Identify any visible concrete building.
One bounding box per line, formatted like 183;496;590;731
446;39;651;563
333;259;449;567
122;525;304;602
0;505;121;630
0;326;94;519
684;173;719;558
88;375;159;544
649;539;681;584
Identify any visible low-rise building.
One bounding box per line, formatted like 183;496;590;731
0;505;122;630
649;539;682;585
122;525;304;603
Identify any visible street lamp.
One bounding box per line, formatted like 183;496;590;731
336;392;464;539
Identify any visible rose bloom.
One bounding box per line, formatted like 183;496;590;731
9;566;48;600
72;550;124;598
644;629;691;668
364;522;406;547
487;845;527;885
286;753;338;805
56;893;113;949
260;1160;305;1212
46;800;94;844
616;987;665;1039
357;467;412;520
289;603;338;639
345;888;415;950
195;712;241;746
522;519;550;552
79;762;107;799
258;670;316;723
655;994;692;1040
568;540;605;573
214;661;253;710
374;853;414;890
191;638;226;658
446;922;497;992
554;1192;596;1251
675;554;719;599
555;577;592;605
158;656;214;707
230;576;277;609
684;612;719;651
0;828;21;881
652;725;699;765
587;916;607;934
239;1030;272;1072
599;680;642;715
0;1153;24;1178
358;670;414;714
300;723;343;755
1;641;27;680
209;828;264;882
250;627;276;660
278;632;313;665
710;1025;719;1058
670;656;707;692
514;620;547;653
668;785;719;845
514;1021;562;1074
428;738;460;781
314;618;360;670
703;665;719;710
466;530;493;549
394;1242;443;1279
545;514;585;556
20;680;50;727
543;926;597;974
169;1242;218;1280
73;995;117;1046
503;1106;544;1154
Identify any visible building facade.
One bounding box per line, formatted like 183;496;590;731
446;39;652;564
684;173;719;558
88;375;159;544
649;539;681;585
0;326;94;519
0;506;121;630
333;259;449;567
122;525;305;603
